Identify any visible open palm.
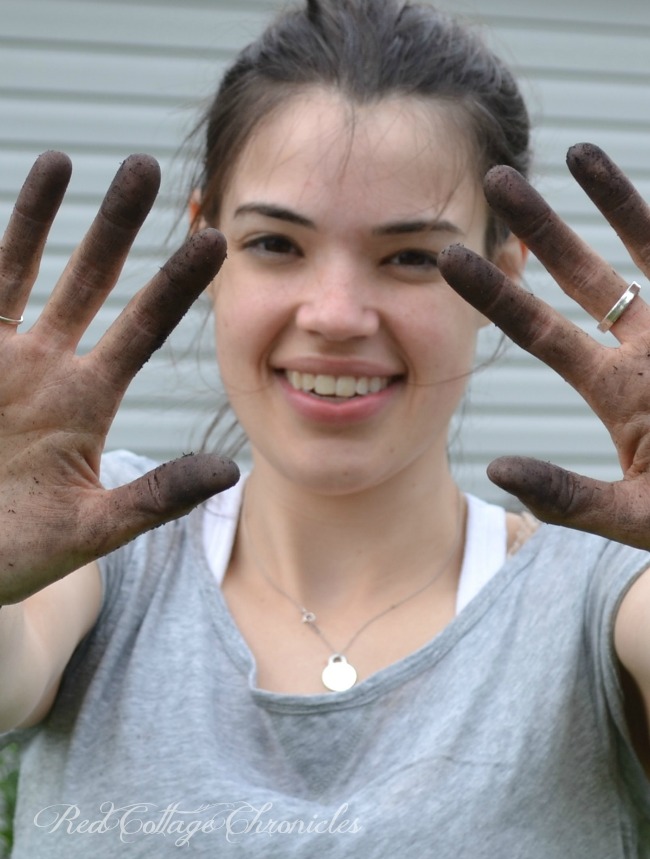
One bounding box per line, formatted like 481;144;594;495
439;143;650;549
0;152;238;603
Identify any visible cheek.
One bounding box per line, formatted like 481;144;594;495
212;278;245;384
407;308;479;434
212;274;284;388
404;295;481;374
214;305;248;388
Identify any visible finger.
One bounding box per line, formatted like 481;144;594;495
89;452;240;557
2;453;241;599
567;142;650;280
482;165;650;337
438;244;603;394
36;154;161;348
90;228;226;392
0;151;72;324
487;456;650;550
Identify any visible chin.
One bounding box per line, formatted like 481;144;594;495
253;444;409;498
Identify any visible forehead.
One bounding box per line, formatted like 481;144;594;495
222;89;484;226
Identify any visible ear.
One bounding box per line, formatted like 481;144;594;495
188;189;220;298
188;188;207;234
491;231;528;285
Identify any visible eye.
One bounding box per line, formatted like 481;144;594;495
385;249;438;270
242;234;301;258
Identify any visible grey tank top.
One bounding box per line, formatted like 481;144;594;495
4;450;650;857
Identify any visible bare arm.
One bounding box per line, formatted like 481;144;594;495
0;564;101;731
615;569;650;771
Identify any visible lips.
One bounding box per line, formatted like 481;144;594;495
285;370;391;398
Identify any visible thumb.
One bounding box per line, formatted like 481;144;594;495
90;452;240;555
486;456;649;549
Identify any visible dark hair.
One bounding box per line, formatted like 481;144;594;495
190;0;531;258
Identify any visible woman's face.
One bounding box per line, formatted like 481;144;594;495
210;89;521;495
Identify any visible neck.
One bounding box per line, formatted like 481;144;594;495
237;455;465;616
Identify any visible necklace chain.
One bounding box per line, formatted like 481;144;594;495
242;490;465;687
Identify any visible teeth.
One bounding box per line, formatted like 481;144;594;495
286;371;390;398
315;375;336;395
335;376;356;397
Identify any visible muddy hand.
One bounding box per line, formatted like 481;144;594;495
438;143;650;549
0;152;238;603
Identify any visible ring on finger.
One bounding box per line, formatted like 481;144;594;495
0;312;24;326
597;282;641;333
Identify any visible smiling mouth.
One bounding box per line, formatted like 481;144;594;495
285;370;393;399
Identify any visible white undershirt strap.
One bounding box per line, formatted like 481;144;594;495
455;493;507;614
202;477;246;587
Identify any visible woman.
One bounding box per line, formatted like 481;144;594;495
0;0;648;855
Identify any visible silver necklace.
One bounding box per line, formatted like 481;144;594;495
243;492;465;692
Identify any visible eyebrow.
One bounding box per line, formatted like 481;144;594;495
233;203;315;229
233;203;463;237
372;219;463;237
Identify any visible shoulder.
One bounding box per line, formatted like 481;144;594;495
493;509;650;618
97;453;246;589
506;510;540;557
503;506;648;582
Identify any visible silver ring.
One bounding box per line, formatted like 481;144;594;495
597;282;640;333
0;313;23;326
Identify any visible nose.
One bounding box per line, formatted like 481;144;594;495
295;259;380;341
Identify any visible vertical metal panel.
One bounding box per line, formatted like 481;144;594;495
1;0;647;503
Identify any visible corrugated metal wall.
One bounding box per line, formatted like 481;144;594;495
1;0;649;504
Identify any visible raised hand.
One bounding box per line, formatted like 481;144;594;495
0;152;238;603
438;143;650;549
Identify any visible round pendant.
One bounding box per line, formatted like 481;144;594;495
321;654;358;692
